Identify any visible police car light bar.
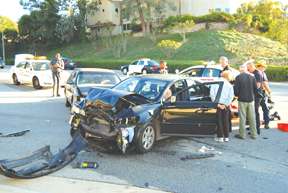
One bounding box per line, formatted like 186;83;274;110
203;60;215;66
25;56;47;60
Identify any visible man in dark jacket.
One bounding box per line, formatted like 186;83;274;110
50;53;64;97
234;65;258;139
153;60;168;74
247;62;263;135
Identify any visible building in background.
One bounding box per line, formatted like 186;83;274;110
87;0;240;36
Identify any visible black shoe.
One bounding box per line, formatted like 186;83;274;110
264;125;270;129
52;95;55;97
274;112;281;120
246;127;250;131
257;131;260;135
57;94;61;97
248;132;251;135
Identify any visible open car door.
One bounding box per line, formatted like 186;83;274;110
161;81;224;137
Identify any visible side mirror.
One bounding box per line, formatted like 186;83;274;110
175;69;179;74
170;96;176;103
66;79;73;84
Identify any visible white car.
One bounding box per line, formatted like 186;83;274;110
10;54;69;89
121;58;160;75
177;61;239;82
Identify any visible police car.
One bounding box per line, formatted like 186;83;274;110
176;60;239;82
10;54;69;89
120;58;160;75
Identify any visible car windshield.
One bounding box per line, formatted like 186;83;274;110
113;78;169;100
32;62;50;70
76;72;121;85
65;59;72;63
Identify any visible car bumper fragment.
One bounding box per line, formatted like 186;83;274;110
0;131;86;179
0;129;30;137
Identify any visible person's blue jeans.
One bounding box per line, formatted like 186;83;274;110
260;95;270;126
52;73;61;96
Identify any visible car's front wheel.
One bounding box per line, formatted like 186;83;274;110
13;74;20;85
33;77;42;89
122;68;128;75
142;69;147;75
136;122;156;153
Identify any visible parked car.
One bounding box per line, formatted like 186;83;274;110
64;68;121;107
0;60;5;69
177;60;239;82
121;58;160;75
70;74;226;154
10;54;69;89
61;57;77;70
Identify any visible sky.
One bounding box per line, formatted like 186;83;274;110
1;0;288;23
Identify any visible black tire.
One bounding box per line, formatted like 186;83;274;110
1;67;4;69
33;77;42;89
122;68;128;75
65;96;71;107
13;74;20;85
136;122;156;153
142;69;147;75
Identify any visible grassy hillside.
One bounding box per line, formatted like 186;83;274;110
42;30;287;64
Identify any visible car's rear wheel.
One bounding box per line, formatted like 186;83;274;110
142;69;147;75
13;74;20;85
136;122;156;153
33;77;42;89
122;68;128;75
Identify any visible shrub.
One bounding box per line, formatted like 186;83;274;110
130;22;142;32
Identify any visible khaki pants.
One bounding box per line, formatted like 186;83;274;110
238;101;257;139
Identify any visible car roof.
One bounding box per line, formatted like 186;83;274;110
75;68;116;73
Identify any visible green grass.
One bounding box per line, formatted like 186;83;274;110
41;30;287;64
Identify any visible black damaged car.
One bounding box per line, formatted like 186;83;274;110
69;75;225;153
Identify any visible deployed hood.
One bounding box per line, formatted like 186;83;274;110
80;87;152;112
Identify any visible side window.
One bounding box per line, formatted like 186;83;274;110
148;60;158;65
18;62;26;69
131;60;138;65
171;81;186;101
202;68;220;77
189;83;216;101
25;62;31;69
138;61;145;65
182;68;201;77
70;71;77;82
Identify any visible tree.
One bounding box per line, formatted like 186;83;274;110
266;19;288;47
280;2;288;19
0;16;18;33
122;0;176;37
172;20;195;43
158;40;182;59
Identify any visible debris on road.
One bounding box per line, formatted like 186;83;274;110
145;183;149;187
77;162;99;169
216;151;223;155
198;146;214;153
0;131;86;179
0;129;30;137
181;153;215;161
263;137;268;139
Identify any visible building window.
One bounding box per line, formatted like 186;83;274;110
98;28;100;32
215;8;221;12
99;0;102;5
102;9;105;12
225;8;230;13
209;9;214;14
123;23;130;31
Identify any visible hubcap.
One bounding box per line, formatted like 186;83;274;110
34;78;39;86
143;70;147;74
142;126;154;150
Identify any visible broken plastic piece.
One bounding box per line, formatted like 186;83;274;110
0;131;86;179
181;153;215;160
201;146;214;151
0;129;30;137
198;149;205;153
216;151;223;155
77;162;99;169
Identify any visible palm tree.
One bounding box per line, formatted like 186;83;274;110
280;2;288;19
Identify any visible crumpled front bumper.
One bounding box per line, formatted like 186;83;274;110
0;131;86;179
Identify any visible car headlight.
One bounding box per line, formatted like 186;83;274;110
71;104;80;114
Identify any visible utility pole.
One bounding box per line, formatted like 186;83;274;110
1;16;5;63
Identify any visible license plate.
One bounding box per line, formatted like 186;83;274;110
69;115;74;125
70;63;74;66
